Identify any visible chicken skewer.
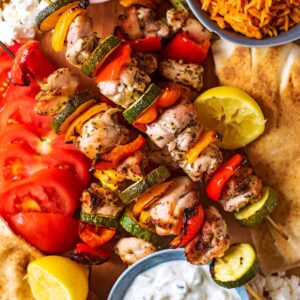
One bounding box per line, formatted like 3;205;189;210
1;41;236;273
32;1;287;240
2;8;263;293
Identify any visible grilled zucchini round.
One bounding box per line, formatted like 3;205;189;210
50;91;96;134
119;166;171;204
234;187;278;227
36;0;80;31
81;35;121;77
120;210;169;248
80;211;120;228
123;83;162;124
210;243;259;288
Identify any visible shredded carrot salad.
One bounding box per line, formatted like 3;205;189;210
200;0;300;39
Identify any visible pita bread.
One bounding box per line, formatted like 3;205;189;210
212;40;300;274
0;217;42;300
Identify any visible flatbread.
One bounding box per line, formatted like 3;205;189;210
0;217;42;300
212;40;300;274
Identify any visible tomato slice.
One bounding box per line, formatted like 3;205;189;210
0;144;40;185
43;149;90;189
7;212;79;254
0;96;52;131
0;124;41;151
79;223;116;248
0;168;82;215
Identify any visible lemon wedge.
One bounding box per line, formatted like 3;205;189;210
27;256;89;300
194;86;266;149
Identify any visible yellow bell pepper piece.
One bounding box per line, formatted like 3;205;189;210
120;0;161;7
93;169;120;191
52;4;86;52
65;103;108;143
186;130;221;164
133;180;173;218
139;210;151;224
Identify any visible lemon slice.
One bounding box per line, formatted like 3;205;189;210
27;256;89;300
194;86;266;149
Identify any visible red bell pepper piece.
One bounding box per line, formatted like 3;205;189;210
94;135;146;170
132;35;162;52
79;223;116;248
170;204;204;248
72;243;110;265
206;153;245;201
156;82;181;108
162;32;210;65
134;104;158;124
95;43;132;82
10;41;40;86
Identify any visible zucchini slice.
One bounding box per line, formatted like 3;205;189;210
80;211;120;228
123;84;162;124
120;210;169;248
50;91;97;134
210;243;259;289
36;0;79;31
119;166;171;204
234;187;278;227
170;0;190;12
81;35;121;77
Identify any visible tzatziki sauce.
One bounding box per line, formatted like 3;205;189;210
123;260;241;300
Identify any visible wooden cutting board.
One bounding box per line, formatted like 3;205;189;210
38;1;299;299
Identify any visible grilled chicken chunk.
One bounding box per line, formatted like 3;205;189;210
149;176;199;236
35;68;79;115
98;64;151;108
81;183;124;216
146;141;180;170
147;99;198;148
117;150;148;181
175;121;203;152
168;142;223;183
77;108;129;159
115;237;157;265
159;59;204;92
133;52;158;75
220;166;263;212
166;9;212;43
185;206;230;265
66;15;98;67
119;6;170;41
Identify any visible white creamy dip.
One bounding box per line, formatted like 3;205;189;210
0;0;47;45
124;260;241;300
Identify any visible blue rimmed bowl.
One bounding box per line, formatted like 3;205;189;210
108;248;249;300
186;0;300;47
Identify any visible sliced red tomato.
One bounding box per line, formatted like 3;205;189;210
0;145;90;188
0;124;41;151
0;168;81;215
7;212;79;254
79;223;116;248
43;149;90;189
0;96;52;131
0;144;40;185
